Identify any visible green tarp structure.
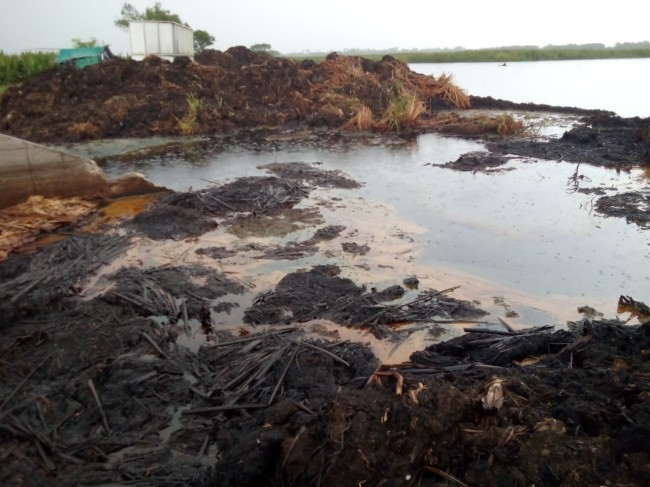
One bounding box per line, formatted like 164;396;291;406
56;46;112;69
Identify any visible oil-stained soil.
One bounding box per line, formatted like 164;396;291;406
243;265;487;339
431;151;516;172
1;160;649;486
1;48;650;484
595;191;650;228
488;113;650;170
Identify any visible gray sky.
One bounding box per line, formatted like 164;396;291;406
1;0;649;55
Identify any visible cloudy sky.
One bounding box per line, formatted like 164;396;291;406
1;0;649;55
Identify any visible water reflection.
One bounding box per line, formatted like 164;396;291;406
76;133;648;346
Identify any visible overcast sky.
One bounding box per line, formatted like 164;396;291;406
1;0;649;55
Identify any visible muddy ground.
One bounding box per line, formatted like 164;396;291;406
1;48;650;485
1;161;649;486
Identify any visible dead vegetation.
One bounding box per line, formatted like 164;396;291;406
424;112;529;137
0;47;473;141
0;196;96;262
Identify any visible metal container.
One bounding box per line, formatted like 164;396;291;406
129;21;194;61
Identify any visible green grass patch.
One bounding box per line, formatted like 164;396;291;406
0;51;56;85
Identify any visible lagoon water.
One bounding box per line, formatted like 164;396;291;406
65;59;650;360
94;132;649;337
410;58;650;118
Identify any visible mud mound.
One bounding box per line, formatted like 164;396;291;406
162;176;309;216
103;264;246;319
0;47;470;142
244;266;487;338
470;95;613;116
126;203;218;240
432;151;516;172
211;320;650;487
595;190;650;228
489;114;650;169
261;162;361;189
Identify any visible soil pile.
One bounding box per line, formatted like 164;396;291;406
244;265;487;339
212;320;650;487
0;47;469;143
489;114;650;169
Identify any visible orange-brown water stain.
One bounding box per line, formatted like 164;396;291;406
80;193;162;233
101;194;161;218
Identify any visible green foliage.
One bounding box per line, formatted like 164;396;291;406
193;30;215;54
115;2;185;29
0;51;56;85
71;38;101;48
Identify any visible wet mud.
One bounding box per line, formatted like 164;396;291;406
432;151;516;172
1;47;650;485
1;159;649;486
595;191;650;228
488;114;650;170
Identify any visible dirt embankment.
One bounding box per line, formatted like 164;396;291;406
1;46;648;171
0;47;470;143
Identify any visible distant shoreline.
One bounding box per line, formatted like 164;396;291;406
289;47;650;63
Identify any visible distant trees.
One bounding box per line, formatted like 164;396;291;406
193;30;215;54
250;43;272;52
71;38;101;48
114;2;183;29
115;2;215;54
250;44;280;56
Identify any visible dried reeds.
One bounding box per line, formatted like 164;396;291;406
343;105;374;131
431;73;471;109
481;114;527;136
381;93;426;132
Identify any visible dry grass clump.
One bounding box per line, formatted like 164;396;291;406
424;112;528;137
316;53;471;132
320;55;365;90
480;114;527;136
344;105;375;131
430;73;471;109
381;94;426;132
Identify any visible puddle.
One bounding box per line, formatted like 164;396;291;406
100;194;161;218
70;131;650;362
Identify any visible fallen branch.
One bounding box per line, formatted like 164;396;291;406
209;327;296;348
87;379;110;433
463;325;554;336
286;338;350;367
140;332;167;358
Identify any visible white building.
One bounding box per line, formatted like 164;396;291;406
129;21;194;61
